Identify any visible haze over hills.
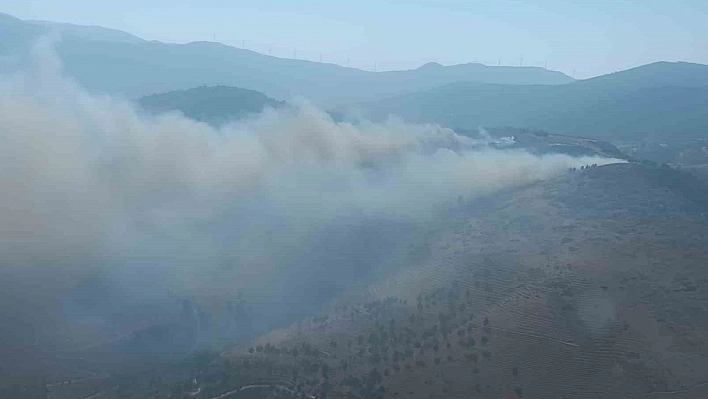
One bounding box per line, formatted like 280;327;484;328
353;61;708;143
0;12;573;106
2;8;708;399
0;51;613;398
136;86;628;163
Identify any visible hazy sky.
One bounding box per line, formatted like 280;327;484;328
2;0;706;78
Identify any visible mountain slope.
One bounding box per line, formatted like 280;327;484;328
0;13;573;106
355;62;708;142
233;163;708;399
50;162;708;399
0;12;42;56
579;61;708;89
138;86;284;125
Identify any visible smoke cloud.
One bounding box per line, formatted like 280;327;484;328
0;42;620;370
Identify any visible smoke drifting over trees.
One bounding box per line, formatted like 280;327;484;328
0;42;620;365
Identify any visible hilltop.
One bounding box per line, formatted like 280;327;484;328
139;86;284;125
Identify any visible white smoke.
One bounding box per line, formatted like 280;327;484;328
0;42;621;353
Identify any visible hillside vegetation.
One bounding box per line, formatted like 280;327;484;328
38;163;708;399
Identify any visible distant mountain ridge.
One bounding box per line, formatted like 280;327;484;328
28;20;146;44
0;12;573;106
578;61;708;89
4;12;708;144
354;61;708;142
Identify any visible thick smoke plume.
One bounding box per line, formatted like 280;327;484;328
0;43;620;368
